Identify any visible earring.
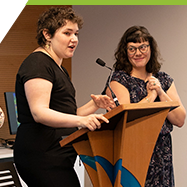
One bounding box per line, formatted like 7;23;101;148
45;41;51;49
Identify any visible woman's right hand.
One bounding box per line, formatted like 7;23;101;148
79;114;109;131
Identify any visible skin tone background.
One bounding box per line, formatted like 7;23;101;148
72;5;187;187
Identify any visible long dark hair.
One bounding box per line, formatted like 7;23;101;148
114;25;162;75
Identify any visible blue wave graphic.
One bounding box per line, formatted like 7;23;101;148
79;155;141;187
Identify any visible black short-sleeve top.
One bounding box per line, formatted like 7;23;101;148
16;52;77;128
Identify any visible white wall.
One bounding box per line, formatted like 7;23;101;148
72;5;187;187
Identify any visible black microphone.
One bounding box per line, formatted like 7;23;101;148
96;58;112;70
96;58;120;106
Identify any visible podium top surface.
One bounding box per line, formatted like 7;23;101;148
59;101;179;147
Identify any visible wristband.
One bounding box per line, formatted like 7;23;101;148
145;97;150;103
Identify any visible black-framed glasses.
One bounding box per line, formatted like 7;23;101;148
127;44;150;55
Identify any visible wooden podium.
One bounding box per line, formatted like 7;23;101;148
59;101;178;187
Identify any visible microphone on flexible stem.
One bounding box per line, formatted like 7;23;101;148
96;58;120;106
96;58;112;70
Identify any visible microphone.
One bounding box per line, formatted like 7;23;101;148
96;58;120;106
96;58;112;70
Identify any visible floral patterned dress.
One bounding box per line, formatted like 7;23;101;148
111;70;174;187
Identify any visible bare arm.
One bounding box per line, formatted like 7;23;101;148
106;80;157;105
163;83;186;127
106;81;130;105
107;79;186;128
24;78;110;131
148;77;186;127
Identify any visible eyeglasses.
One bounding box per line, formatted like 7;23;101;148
127;44;150;55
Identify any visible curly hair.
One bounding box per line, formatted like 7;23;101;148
36;7;84;47
114;25;162;75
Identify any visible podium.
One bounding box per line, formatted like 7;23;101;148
59;101;178;187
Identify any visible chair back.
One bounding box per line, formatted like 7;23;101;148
0;161;22;187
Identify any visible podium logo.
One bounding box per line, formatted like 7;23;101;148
80;155;141;187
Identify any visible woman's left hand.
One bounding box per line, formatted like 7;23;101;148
91;94;116;111
147;76;163;96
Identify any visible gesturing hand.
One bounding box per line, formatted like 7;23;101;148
79;114;109;131
91;94;116;111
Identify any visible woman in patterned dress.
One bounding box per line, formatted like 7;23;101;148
105;25;186;187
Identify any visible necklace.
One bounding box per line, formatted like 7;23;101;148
42;47;55;61
41;47;65;73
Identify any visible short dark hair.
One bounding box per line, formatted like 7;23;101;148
36;7;83;47
114;25;162;75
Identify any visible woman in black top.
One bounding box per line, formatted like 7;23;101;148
14;7;115;187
